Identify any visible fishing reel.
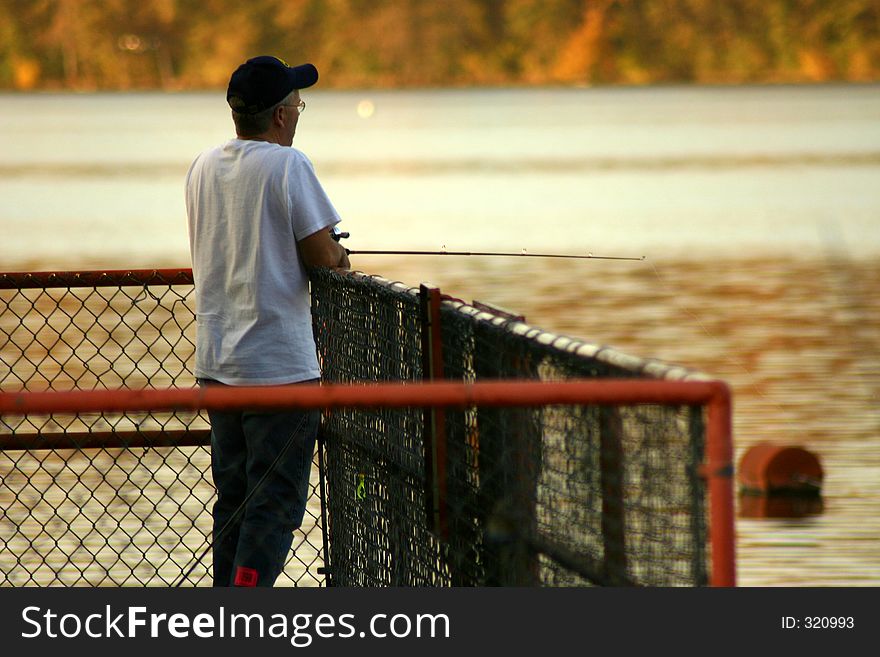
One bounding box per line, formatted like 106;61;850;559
329;227;350;242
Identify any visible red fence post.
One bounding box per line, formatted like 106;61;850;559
420;283;448;539
707;382;736;587
599;407;628;584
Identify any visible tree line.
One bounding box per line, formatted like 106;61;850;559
2;0;878;90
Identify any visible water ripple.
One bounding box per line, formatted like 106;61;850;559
2;151;879;179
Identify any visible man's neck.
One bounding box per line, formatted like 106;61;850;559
235;130;291;147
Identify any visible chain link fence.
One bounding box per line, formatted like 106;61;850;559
310;269;718;587
2;267;728;587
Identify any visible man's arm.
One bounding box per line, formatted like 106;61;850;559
298;227;351;269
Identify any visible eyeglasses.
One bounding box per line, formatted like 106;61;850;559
283;100;306;113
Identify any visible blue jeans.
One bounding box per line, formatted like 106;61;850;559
200;379;319;587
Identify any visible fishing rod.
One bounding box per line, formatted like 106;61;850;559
347;249;645;261
330;229;645;261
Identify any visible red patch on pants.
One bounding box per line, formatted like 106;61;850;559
234;566;258;587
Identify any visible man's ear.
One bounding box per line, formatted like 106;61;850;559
274;105;286;127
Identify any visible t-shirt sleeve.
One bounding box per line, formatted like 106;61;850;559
287;150;341;241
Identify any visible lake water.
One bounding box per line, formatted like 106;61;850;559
1;84;879;586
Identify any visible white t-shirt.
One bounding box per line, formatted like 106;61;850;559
185;139;340;385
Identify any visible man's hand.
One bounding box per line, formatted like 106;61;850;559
298;227;350;270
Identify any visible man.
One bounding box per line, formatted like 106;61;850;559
184;55;349;587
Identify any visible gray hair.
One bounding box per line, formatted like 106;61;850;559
232;90;295;137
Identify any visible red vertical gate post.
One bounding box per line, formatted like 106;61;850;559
420;284;448;539
599;407;628;585
707;382;736;586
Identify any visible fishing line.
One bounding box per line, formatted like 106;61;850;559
173;413;308;587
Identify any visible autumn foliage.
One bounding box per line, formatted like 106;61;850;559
2;0;878;90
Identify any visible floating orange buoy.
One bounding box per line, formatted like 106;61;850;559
737;443;823;496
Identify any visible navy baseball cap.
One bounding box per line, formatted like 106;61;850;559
227;56;318;115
